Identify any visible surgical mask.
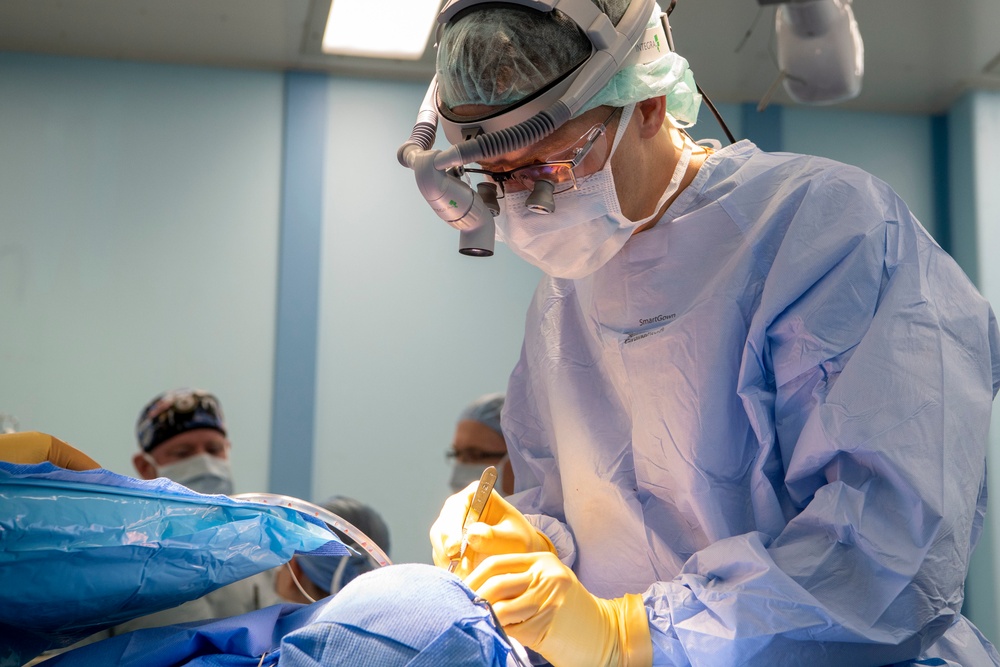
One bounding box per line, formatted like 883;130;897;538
292;552;373;601
147;453;235;495
450;456;510;496
496;103;694;279
329;554;371;595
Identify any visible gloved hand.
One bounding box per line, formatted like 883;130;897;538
0;431;102;470
430;482;555;577
466;551;652;667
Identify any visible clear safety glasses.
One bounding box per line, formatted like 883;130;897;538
461;106;621;197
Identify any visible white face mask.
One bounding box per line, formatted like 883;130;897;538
496;103;694;279
148;452;235;495
449;457;510;497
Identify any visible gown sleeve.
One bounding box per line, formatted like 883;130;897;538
639;173;1000;665
505;164;1000;665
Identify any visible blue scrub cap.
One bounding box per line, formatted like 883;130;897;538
437;0;700;125
280;563;515;666
459;393;505;437
296;495;391;593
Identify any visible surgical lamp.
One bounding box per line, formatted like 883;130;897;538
398;0;659;257
758;0;864;105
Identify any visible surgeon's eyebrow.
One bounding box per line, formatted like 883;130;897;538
477;132;573;171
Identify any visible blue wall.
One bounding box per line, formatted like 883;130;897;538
0;54;283;494
950;91;1000;643
691;101;937;237
312;76;542;563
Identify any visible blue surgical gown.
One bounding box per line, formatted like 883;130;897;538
45;564;519;667
503;140;1000;666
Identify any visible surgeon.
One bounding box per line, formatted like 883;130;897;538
448;393;515;496
427;1;1000;665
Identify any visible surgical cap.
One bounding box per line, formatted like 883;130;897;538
135;389;226;453
437;0;626;110
459;393;505;437
280;563;515;666
296;496;391;593
437;0;700;125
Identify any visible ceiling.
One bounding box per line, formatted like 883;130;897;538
1;0;999;115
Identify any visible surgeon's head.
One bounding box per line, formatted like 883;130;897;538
448;393;514;496
132;388;234;495
435;0;705;279
275;496;392;604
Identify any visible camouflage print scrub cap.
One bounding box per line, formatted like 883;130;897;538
436;0;701;125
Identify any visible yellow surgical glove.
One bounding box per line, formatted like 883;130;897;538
467;551;652;667
430;483;555;577
0;431;101;470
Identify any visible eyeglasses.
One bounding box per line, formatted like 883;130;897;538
445;448;506;464
460;107;622;197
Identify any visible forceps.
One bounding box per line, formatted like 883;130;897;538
448;465;497;573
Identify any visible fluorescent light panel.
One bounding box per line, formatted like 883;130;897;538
323;0;440;59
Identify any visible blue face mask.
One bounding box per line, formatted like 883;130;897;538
297;552;374;596
330;554;372;594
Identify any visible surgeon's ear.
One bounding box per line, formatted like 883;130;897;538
132;451;156;480
635;95;667;140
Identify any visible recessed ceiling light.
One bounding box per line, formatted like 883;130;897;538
322;0;441;60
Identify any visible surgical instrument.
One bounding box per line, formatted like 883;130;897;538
448;465;497;573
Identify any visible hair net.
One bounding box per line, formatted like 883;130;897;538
437;0;628;110
295;496;391;593
459;393;505;437
436;0;700;125
579;9;702;125
280;564;516;667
